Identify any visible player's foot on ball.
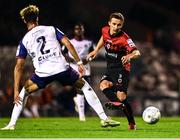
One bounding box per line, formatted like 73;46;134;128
128;123;136;130
105;102;125;110
0;125;15;130
101;118;120;127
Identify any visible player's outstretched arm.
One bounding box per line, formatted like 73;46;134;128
121;50;141;65
87;36;104;60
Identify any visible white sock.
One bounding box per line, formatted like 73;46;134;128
76;94;85;120
81;79;108;121
8;87;28;126
23;108;33;118
31;103;40;117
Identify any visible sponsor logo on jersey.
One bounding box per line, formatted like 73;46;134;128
38;52;57;62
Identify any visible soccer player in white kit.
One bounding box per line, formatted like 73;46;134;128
63;23;94;121
1;5;120;130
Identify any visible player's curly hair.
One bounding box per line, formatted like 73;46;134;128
20;5;39;23
109;12;124;22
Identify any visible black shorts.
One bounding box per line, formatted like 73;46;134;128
100;68;130;93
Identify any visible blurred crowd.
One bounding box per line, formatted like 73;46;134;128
128;41;180;116
129;41;180;98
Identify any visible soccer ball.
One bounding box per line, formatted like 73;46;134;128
142;106;161;124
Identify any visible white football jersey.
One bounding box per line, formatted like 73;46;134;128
16;25;69;77
69;38;93;76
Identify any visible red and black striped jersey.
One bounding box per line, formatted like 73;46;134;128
101;26;137;71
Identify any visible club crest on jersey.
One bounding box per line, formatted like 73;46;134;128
116;74;122;85
105;40;112;50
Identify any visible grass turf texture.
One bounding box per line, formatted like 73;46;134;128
0;117;180;138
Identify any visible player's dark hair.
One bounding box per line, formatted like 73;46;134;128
20;5;39;23
74;22;84;29
109;12;124;22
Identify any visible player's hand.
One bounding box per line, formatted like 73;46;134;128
13;91;23;106
121;54;131;65
87;50;97;60
78;64;85;78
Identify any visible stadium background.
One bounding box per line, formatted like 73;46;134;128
0;0;179;118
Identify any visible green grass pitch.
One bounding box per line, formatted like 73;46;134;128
0;117;180;138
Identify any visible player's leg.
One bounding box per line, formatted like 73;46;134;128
116;91;136;130
73;91;86;121
70;64;86;121
1;79;39;130
73;76;90;121
117;70;136;130
100;79;125;110
75;78;120;127
100;75;125;107
75;78;107;120
30;95;40;118
59;67;120;127
103;70;136;130
1;73;51;130
100;78;120;102
105;92;136;130
23;96;37;118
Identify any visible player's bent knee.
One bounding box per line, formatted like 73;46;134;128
24;80;39;93
102;88;119;101
25;85;38;93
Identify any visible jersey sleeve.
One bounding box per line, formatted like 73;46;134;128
16;41;27;59
101;26;109;38
125;38;137;52
55;27;65;41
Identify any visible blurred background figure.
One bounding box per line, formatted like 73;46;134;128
39;86;59;117
62;23;94;121
23;95;40;118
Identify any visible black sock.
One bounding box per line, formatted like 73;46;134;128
102;88;135;124
102;88;119;102
121;99;136;125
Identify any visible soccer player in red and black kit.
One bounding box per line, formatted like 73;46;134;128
88;12;140;130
